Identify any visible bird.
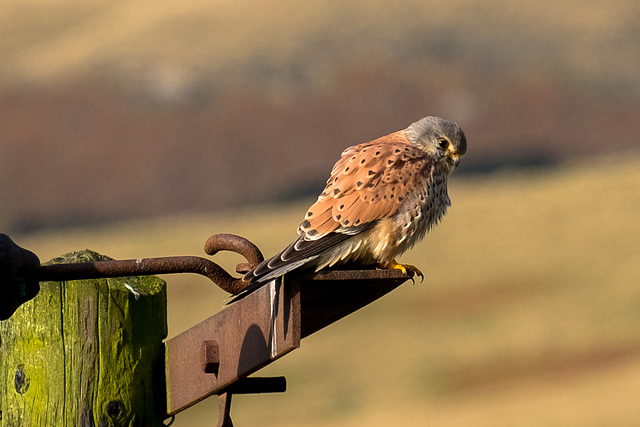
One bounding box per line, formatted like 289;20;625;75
235;116;466;300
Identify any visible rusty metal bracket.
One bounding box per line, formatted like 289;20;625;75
0;233;262;320
1;232;412;426
298;268;409;338
164;267;410;424
165;276;301;416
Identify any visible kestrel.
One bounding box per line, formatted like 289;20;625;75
238;116;466;297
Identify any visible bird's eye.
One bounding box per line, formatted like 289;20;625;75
437;138;449;150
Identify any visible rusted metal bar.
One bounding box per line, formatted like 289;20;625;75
164;267;411;418
224;376;287;395
0;233;263;319
214;376;287;426
217;392;233;427
165;277;301;415
37;256;241;293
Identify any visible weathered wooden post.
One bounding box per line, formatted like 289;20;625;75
0;250;167;426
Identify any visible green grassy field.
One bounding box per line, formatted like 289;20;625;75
15;154;640;426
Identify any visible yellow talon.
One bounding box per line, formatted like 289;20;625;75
381;259;424;283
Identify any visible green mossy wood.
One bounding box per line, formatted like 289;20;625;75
0;250;167;426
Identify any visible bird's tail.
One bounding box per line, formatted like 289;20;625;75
228;231;354;304
226;256;315;304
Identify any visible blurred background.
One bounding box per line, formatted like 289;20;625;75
2;0;640;425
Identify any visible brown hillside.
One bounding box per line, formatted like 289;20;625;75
1;0;639;231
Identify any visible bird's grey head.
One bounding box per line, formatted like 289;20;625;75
403;116;467;173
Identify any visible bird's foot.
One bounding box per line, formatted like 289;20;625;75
380;260;424;283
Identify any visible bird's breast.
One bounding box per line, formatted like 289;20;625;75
391;167;450;257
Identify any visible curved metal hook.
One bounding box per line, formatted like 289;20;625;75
202;234;264;294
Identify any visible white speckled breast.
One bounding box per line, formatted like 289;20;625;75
393;165;450;256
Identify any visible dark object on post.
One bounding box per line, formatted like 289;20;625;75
0;250;168;426
0;234;40;320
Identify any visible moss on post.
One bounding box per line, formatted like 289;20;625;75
0;250;167;426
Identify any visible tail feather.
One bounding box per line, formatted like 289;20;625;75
226;257;315;304
228;229;362;304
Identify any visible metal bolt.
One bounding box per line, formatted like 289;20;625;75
201;340;220;375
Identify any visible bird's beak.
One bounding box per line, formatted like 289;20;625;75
447;150;461;168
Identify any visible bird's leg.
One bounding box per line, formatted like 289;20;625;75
379;259;424;283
